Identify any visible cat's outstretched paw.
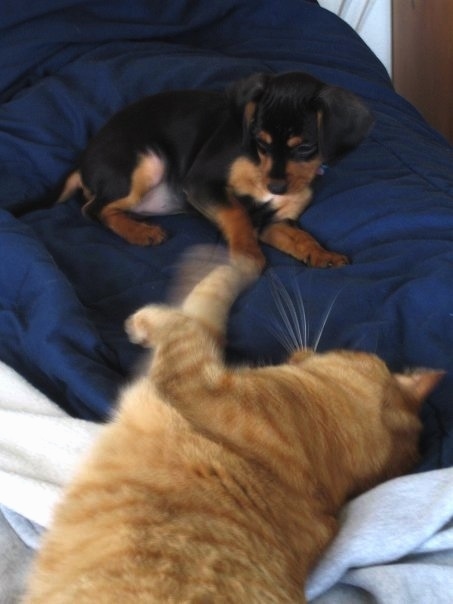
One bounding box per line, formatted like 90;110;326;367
125;305;172;348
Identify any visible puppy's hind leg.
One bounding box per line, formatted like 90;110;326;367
99;201;167;246
97;154;168;246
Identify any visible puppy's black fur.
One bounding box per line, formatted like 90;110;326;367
59;71;373;269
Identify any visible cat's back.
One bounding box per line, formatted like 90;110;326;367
25;377;301;604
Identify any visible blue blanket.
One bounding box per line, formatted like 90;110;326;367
1;0;452;470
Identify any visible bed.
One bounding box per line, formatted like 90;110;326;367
1;0;453;602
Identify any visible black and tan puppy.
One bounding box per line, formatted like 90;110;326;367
59;71;373;269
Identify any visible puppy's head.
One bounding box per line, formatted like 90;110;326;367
230;71;373;196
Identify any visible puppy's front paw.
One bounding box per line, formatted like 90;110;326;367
125;306;170;347
306;247;349;268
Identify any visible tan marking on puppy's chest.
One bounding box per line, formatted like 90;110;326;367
228;157;271;202
270;190;313;221
228;157;315;220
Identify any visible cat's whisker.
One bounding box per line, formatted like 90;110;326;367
268;271;304;350
265;321;296;354
292;280;309;349
312;287;345;352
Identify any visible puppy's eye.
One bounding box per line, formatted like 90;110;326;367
292;142;318;160
256;139;271;155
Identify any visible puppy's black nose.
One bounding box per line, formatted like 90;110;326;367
268;180;287;195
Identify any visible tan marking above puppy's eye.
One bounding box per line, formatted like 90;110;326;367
244;102;257;125
287;136;303;148
257;131;272;145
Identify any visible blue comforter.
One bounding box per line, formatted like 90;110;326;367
1;0;452;470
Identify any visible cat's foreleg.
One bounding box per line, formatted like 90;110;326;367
180;260;258;335
126;255;258;345
127;306;289;476
125;255;260;447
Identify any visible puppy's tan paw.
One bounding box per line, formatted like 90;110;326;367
124;223;168;246
305;248;349;268
100;208;168;246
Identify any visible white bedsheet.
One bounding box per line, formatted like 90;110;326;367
0;360;99;527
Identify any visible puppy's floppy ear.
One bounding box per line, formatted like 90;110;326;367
229;72;270;114
228;72;271;153
315;86;374;162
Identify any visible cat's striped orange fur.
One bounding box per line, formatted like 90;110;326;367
23;252;442;604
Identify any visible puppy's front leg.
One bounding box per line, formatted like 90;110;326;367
214;199;266;271
260;221;348;268
187;183;266;270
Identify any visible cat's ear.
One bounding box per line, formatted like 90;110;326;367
125;305;173;348
395;370;445;406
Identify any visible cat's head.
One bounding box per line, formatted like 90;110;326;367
287;347;443;496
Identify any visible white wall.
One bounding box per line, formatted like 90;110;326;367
318;0;392;75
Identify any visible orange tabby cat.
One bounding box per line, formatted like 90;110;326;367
23;253;442;604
